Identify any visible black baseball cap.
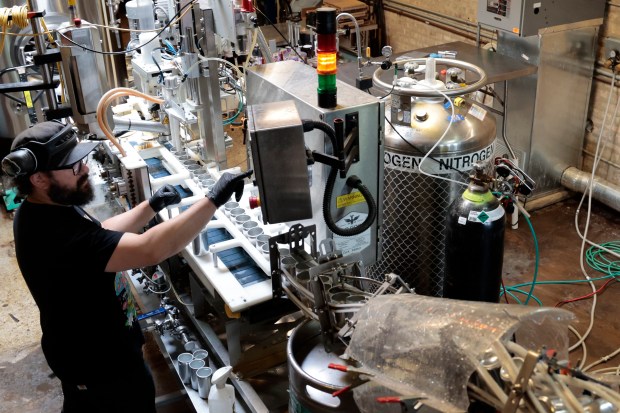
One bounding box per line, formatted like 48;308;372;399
11;121;100;172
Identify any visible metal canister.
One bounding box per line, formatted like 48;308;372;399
443;165;505;302
287;320;360;412
368;90;496;296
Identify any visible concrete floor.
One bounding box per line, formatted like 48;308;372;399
2;152;620;411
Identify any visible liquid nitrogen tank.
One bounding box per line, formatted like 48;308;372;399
368;56;497;297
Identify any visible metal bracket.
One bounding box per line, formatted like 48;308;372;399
502;350;538;413
269;224;317;297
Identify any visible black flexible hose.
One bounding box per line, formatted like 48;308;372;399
323;169;377;236
301;119;378;237
302;119;338;150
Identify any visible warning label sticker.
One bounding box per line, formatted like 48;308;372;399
466;205;504;223
332;212;371;255
468;104;487;121
336;191;365;209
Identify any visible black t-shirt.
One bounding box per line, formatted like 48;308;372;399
13;200;145;383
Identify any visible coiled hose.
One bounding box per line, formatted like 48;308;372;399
301;119;377;237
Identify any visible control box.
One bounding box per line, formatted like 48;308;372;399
478;0;605;37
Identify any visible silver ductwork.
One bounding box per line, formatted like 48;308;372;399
561;166;620;212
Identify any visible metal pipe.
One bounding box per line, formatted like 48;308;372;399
28;0;57;112
561;166;620;213
337;13;363;79
595;66;620;83
112;116;170;134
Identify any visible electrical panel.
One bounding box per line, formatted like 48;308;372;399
477;0;606;37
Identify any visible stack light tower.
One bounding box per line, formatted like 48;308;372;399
315;7;337;109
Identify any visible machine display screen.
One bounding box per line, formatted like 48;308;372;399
486;0;508;17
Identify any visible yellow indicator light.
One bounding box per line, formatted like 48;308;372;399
317;52;337;74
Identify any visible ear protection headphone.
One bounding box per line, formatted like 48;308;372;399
1;123;77;177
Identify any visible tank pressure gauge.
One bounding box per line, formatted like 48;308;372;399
381;46;393;58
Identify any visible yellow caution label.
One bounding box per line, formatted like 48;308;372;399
336;191;365;208
24;91;33;108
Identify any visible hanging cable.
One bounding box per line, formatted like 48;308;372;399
568;71;619;363
0;6;29;55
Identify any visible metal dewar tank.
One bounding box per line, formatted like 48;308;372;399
367;57;496;296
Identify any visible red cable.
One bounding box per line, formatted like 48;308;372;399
555;278;618;307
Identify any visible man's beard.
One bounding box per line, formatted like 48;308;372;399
47;173;94;206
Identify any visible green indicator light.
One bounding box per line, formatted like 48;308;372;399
317;74;337;93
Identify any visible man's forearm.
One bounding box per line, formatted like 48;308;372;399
101;201;157;232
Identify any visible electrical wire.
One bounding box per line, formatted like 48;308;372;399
152;48;165;83
401;78;465;186
163;39;177;55
500;279;510;303
384;116;470;179
372;62;471;185
499;286;543;306
555;278;618;308
520;207;539;305
568;71;619;360
223;92;244;125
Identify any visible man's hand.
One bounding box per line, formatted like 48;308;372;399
149;184;182;213
207;170;253;207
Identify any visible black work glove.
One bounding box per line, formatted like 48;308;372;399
207;170;253;207
149;184;182;213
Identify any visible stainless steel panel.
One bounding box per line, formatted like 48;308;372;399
246;61;384;266
248;100;313;223
58;26;109;131
497;25;599;197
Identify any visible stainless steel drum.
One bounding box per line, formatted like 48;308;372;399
367;58;496;297
287;319;360;413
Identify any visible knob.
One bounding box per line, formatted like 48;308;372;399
249;196;261;209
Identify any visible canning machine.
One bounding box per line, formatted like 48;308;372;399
1;0;618;412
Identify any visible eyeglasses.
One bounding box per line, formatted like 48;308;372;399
57;158;86;176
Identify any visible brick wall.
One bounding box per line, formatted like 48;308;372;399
384;1;620;185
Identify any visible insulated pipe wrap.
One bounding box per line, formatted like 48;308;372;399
561;166;620;212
